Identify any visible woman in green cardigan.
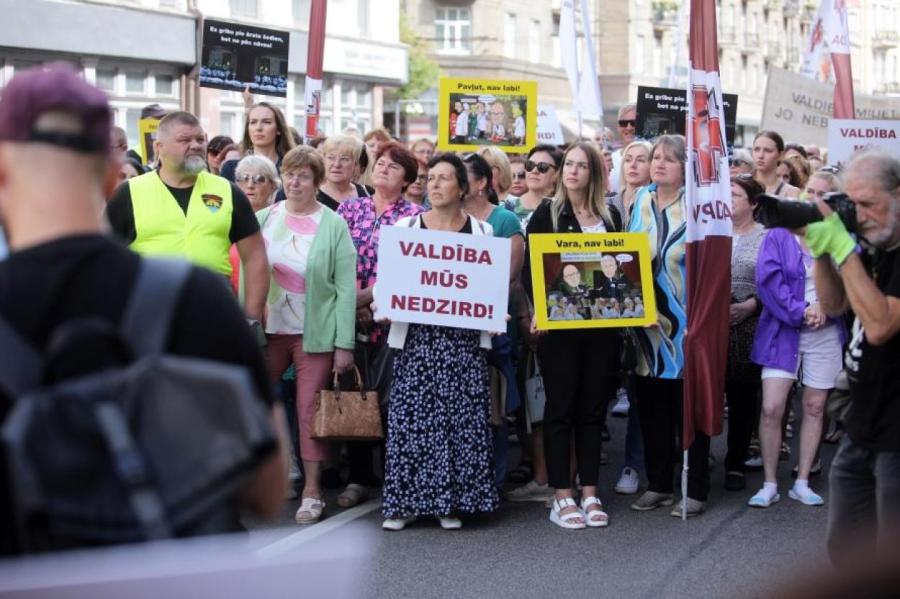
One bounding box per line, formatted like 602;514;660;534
257;146;357;525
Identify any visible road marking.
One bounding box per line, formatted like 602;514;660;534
255;500;383;559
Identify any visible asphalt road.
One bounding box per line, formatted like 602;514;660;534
249;404;835;599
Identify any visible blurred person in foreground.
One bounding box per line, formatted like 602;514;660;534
0;65;287;555
806;149;900;566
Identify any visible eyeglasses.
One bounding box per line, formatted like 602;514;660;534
511;172;527;180
728;158;751;168
618;120;636;128
525;160;555;174
237;174;270;185
733;173;755;181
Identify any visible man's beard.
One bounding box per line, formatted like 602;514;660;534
184;155;206;175
862;197;900;249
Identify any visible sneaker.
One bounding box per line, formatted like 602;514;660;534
789;486;825;506
615;467;640;494
744;455;763;471
437;516;462;530
506;480;554;503
670;497;706;518
611;389;630;417
791;460;823;478
337;483;370;508
748;489;781;508
631;490;674;511
382;516;417;531
724;471;746;491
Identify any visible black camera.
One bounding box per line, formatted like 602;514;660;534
754;191;858;236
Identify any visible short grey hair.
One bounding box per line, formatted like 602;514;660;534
235;154;280;188
843;148;900;196
617;103;637;119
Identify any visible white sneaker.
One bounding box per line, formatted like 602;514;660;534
506;480;553;503
614;467;640;494
611;388;630;417
437;516;462;530
382;516;417;531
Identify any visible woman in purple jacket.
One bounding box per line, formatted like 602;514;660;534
749;227;845;508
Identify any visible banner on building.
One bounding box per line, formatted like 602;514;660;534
761;67;900;147
528;233;657;330
138;117;160;166
827;119;900;166
437;78;538;154
199;19;290;98
373;225;511;333
536;105;565;145
635;85;738;146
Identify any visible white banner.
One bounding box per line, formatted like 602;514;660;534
374;225;511;333
686;67;733;242
761;67;900;147
828;119;900;166
536;104;565;145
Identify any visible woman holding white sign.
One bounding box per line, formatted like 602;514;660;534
380;153;499;531
522;141;623;529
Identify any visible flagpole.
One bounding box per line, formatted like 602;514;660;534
577;110;583;140
682;449;688;520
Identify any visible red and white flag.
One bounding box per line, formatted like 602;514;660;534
799;0;855;119
682;0;731;450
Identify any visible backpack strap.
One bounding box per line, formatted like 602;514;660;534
0;315;42;399
120;258;192;357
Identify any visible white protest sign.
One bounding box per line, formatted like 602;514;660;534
537;104;565;146
828;119;900;166
761;67;900;147
374;225;511;332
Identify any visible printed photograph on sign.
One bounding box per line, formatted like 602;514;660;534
635;85;738;147
438;78;537;154
199;19;291;98
529;233;657;330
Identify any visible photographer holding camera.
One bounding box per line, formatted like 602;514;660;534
806;149;900;565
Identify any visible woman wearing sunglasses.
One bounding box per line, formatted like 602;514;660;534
508;156;528;198
503;144;563;231
522;142;623;529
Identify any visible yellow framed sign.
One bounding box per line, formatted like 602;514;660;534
529;233;658;330
437;78;537;154
138;117;161;166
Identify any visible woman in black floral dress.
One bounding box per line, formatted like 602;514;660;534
380;153;499;530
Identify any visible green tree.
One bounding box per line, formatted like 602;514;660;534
395;13;442;100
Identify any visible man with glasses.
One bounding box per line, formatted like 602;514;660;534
107;111;269;324
609;103;638;193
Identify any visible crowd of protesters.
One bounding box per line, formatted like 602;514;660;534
1;67;898;567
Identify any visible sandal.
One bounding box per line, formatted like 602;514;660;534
580;496;609;528
549;497;585;530
337;483;370;508
295;496;324;524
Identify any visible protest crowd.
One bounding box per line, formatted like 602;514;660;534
0;63;898;575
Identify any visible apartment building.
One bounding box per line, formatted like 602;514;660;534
0;0;407;146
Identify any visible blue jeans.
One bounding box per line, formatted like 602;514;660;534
827;435;900;565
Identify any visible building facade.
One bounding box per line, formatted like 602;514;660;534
407;0;900;147
0;0;408;146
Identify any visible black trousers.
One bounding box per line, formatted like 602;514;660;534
724;378;760;472
635;376;710;501
538;329;616;490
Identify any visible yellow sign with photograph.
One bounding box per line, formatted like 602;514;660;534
138;117;161;166
529;233;658;330
437;78;537;154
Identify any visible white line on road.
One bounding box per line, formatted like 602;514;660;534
254;500;383;559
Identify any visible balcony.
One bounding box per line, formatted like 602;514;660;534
873;29;899;49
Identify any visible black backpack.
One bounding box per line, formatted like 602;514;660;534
0;258;277;553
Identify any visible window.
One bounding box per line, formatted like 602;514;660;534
96;69;116;92
155;74;174;95
293;0;311;25
435;6;471;54
504;13;517;59
125;71;145;93
230;0;257;18
528;19;540;63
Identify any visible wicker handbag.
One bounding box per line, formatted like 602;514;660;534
311;367;383;441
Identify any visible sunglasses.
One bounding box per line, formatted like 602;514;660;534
237;174;270;185
525;160;555;174
728;158;751;167
733;173;755;181
618;119;636;128
818;165;840;174
511;172;527;180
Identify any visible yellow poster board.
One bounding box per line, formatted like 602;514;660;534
437;78;537;154
529;233;658;330
138;117;161;166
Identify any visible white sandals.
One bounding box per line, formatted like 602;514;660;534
549;497;586;530
580;496;609;528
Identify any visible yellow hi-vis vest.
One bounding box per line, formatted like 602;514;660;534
129;170;234;276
